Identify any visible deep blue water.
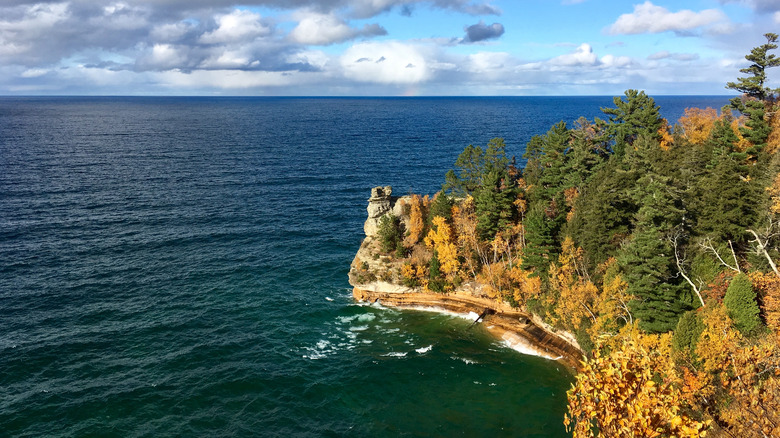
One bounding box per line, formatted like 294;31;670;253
0;96;730;437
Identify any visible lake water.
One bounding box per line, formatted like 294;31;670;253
0;95;730;437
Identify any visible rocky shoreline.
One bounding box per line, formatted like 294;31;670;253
349;186;585;372
352;286;584;371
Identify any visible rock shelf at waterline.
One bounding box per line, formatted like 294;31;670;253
348;186;584;371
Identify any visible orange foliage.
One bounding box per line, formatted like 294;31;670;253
549;237;599;330
767;173;780;216
565;328;707;437
405;194;426;246
678;107;718;146
749;271;780;332
424;216;459;279
659;118;675;151
768;106;780;155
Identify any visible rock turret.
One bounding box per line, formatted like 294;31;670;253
364;186;394;237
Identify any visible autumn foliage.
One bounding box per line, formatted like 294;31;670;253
386;75;780;435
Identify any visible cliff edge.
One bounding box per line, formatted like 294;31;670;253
349;186;584;371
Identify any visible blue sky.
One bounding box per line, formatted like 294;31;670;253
0;0;778;95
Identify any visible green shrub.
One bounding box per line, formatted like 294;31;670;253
724;273;762;334
672;310;704;358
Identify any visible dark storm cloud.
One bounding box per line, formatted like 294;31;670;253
463;21;504;43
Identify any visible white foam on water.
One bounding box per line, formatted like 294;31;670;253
383;351;408;358
349;325;369;331
499;332;557;361
451;355;477;365
415;345;433;354
325;297;334;301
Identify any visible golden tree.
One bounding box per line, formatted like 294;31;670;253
424;216;459;279
565;328;707;437
678;107;718;146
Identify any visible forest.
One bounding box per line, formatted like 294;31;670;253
370;34;780;436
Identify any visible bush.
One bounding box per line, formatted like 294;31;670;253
672;310;704;358
724;273;762;334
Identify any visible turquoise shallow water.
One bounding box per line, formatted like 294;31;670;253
0;96;729;437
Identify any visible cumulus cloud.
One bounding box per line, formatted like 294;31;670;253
289;11;386;45
462;21;504;43
340;41;429;83
550;43;599;66
199;10;272;44
607;1;730;35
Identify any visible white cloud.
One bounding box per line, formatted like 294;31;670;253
465;51;511;73
608;1;730;35
600;54;633;68
289;11;386;45
340;41;429;83
550;43;599;66
141;43;191;70
199;9;271;45
775;11;780;23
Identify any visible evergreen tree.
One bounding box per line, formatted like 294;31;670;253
696;154;762;244
443;138;510;196
598;89;663;158
474;167;515;240
428;250;445;292
727;33;780;158
523;121;571;202
672;310;705;357
726;32;780;101
521;202;557;277
567;158;638;269
377;214;403;253
428;191;453;224
724;273;762;334
619;137;689;333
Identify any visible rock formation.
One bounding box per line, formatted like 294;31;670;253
349;186;584;371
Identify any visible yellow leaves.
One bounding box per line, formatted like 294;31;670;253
404;194;426;246
659;118;675;151
549;236;599;331
678;107;718;146
566;328;708;437
767;173;780;217
424;216;459;279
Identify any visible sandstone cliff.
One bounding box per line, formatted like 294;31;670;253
349;186;584;371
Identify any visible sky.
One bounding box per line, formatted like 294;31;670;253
0;0;778;96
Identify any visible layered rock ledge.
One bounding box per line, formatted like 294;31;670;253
349;186;585;371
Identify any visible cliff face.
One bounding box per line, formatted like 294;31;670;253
349;186;584;371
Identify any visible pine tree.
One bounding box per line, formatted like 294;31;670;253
474;167;515;240
724;273;762;334
521;202;557;277
598;89;663;158
726;33;780;101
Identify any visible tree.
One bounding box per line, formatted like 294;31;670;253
404;194;427;246
443;138;511;196
565;330;707;437
598;89;663;158
377;214;403;253
724;273;762;334
474;167;516;240
678;107;718;146
726;33;780;101
424;216;459;280
727;33;780;158
672;311;704;359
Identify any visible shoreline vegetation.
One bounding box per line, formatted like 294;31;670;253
349;34;780;437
